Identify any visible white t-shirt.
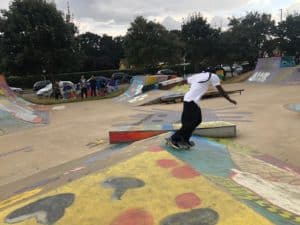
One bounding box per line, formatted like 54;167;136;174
184;72;221;103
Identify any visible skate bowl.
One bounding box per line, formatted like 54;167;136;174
248;57;300;84
0;75;49;134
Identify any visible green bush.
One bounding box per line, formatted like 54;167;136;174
7;76;37;88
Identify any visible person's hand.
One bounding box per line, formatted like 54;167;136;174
229;99;237;105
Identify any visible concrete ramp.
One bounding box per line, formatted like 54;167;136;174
0;75;48;135
249;57;281;83
116;75;168;103
248;57;300;84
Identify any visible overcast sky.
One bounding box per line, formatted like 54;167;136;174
1;0;300;36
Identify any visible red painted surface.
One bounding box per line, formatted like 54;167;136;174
32;116;43;123
110;209;154;225
109;131;165;144
157;159;179;168
171;165;201;179
175;193;201;209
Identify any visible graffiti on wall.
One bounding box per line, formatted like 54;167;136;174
248;72;271;82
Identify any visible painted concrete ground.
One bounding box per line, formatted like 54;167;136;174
0;134;299;225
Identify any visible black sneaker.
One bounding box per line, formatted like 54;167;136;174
187;141;195;147
165;138;180;149
178;142;191;150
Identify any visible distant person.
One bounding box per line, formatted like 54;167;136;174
166;67;237;149
89;75;97;97
107;74;118;93
295;52;300;65
99;79;107;96
80;75;88;99
53;80;61;100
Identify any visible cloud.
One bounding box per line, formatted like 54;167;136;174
74;17;128;36
287;0;300;15
161;16;181;30
209;16;229;30
0;0;299;36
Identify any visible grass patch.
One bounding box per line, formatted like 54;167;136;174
23;86;128;105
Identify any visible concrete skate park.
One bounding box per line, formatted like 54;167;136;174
0;57;299;225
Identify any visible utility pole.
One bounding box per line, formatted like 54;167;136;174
280;8;283;22
66;1;71;23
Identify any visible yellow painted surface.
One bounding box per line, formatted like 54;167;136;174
0;188;41;210
0;150;274;225
145;76;158;85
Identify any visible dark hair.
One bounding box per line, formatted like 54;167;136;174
206;67;216;73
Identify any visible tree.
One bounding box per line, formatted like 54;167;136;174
0;0;78;76
76;32;124;71
275;14;300;56
123;16;183;68
224;12;275;64
181;13;220;71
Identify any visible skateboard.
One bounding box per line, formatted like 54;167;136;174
165;138;193;150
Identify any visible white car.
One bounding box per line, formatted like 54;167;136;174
36;83;53;97
10;87;24;94
36;81;75;98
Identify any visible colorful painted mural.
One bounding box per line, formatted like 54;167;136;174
0;132;298;224
116;75;169;103
0;138;276;225
0;75;49;134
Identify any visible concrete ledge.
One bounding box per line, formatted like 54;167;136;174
109;121;236;143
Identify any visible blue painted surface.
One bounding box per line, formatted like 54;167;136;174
166;136;234;177
162;124;173;130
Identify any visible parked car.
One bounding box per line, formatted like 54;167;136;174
10;86;24;94
112;72;132;83
36;83;52;97
36;81;75;98
33;80;51;92
232;64;243;74
157;69;176;75
221;65;232;73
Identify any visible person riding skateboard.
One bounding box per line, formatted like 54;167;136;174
167;67;237;149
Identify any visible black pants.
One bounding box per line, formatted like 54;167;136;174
91;87;97;97
81;87;87;98
171;101;202;143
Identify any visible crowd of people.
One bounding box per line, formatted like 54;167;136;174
53;75;119;100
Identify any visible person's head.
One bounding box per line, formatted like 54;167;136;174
206;67;216;73
81;75;85;79
91;75;95;79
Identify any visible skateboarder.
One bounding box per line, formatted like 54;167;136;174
167;68;237;149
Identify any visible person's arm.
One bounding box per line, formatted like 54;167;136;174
215;85;237;105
